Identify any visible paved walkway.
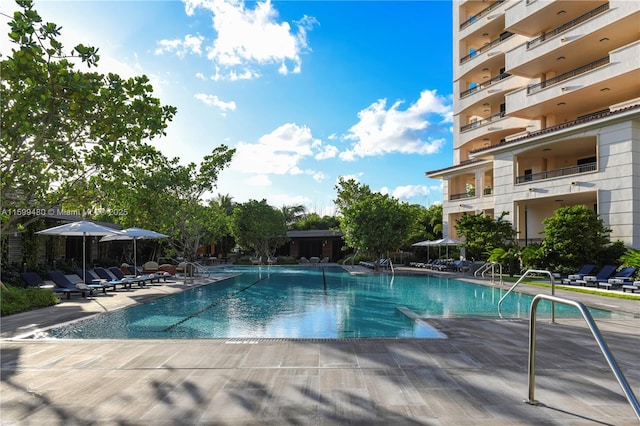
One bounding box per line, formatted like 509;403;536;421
1;268;639;425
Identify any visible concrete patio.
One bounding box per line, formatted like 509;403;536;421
1;269;639;425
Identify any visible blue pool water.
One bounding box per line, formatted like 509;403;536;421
45;266;618;339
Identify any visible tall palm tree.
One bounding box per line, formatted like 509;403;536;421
281;205;307;226
215;193;235;216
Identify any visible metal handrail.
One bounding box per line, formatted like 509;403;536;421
526;294;640;420
484;262;503;285
498;269;555;321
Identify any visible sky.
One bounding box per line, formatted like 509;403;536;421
2;0;454;215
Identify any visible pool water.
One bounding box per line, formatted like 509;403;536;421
45;266;618;339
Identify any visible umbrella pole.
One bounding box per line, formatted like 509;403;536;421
82;233;86;284
134;239;137;276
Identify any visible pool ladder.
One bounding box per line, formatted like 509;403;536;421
526;294;640;420
474;261;503;285
498;269;556;321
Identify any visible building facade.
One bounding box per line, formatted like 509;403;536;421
428;0;640;248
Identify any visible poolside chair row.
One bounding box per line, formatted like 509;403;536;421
561;264;637;290
20;267;172;300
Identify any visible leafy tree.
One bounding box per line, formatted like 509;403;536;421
92;146;235;261
281;205;307;226
334;178;412;267
404;203;443;248
230;200;287;259
619;247;640;269
211;194;236;257
540;205;612;270
290;213;340;231
455;212;517;261
1;0;177;234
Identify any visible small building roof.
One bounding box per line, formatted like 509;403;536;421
286;230;343;238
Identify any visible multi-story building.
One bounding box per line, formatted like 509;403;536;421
428;0;640;249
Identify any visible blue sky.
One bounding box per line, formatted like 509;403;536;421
4;0;453;214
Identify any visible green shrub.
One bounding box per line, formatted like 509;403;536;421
1;286;59;316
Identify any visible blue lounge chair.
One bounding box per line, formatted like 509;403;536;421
561;264;596;285
20;272;47;288
575;265;618;287
75;269;119;292
597;267;637;290
47;270;93;299
94;267;131;290
108;267;147;287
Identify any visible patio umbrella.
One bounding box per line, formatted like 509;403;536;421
433;237;464;258
411;240;437;261
36;220;122;285
100;227;169;274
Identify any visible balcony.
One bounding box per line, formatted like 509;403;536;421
506;1;639;78
507;41;640;120
515;162;596;184
461;32;514;65
526;3;609;49
527;57;609;95
506;0;609;37
460;0;506;30
461;111;505;132
450;191;475;201
461;73;511;98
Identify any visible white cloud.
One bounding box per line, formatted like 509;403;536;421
230;123;330;177
194;93;237;113
339;89;451;161
178;0;317;78
337;174;362;184
245;174;271;186
210;67;261;81
315;145;338;160
155;34;205;58
389;184;441;201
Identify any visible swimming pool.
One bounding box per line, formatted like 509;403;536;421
44;266;618;339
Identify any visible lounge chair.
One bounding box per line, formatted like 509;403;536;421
267;256;278;265
47;270;93;299
622;281;640;293
142;261;159;274
66;272;112;294
93;267;131;290
597;267;637;290
561;264;596;285
298;257;310;264
575;265;618;287
250;256;262;265
76;269;119;291
320;256;329;263
20;272;47;288
108;267;147;287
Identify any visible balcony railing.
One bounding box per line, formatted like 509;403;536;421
450;191;476;201
527;3;609;49
527;57;609;95
461;111;506;132
515;162;596;184
461;73;511;98
461;32;514;64
460;0;506;30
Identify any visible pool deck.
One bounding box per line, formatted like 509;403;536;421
1;267;639;425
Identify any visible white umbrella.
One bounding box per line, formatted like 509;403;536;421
36;220;122;284
100;227;169;273
411;240;438;261
433;237;464;258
